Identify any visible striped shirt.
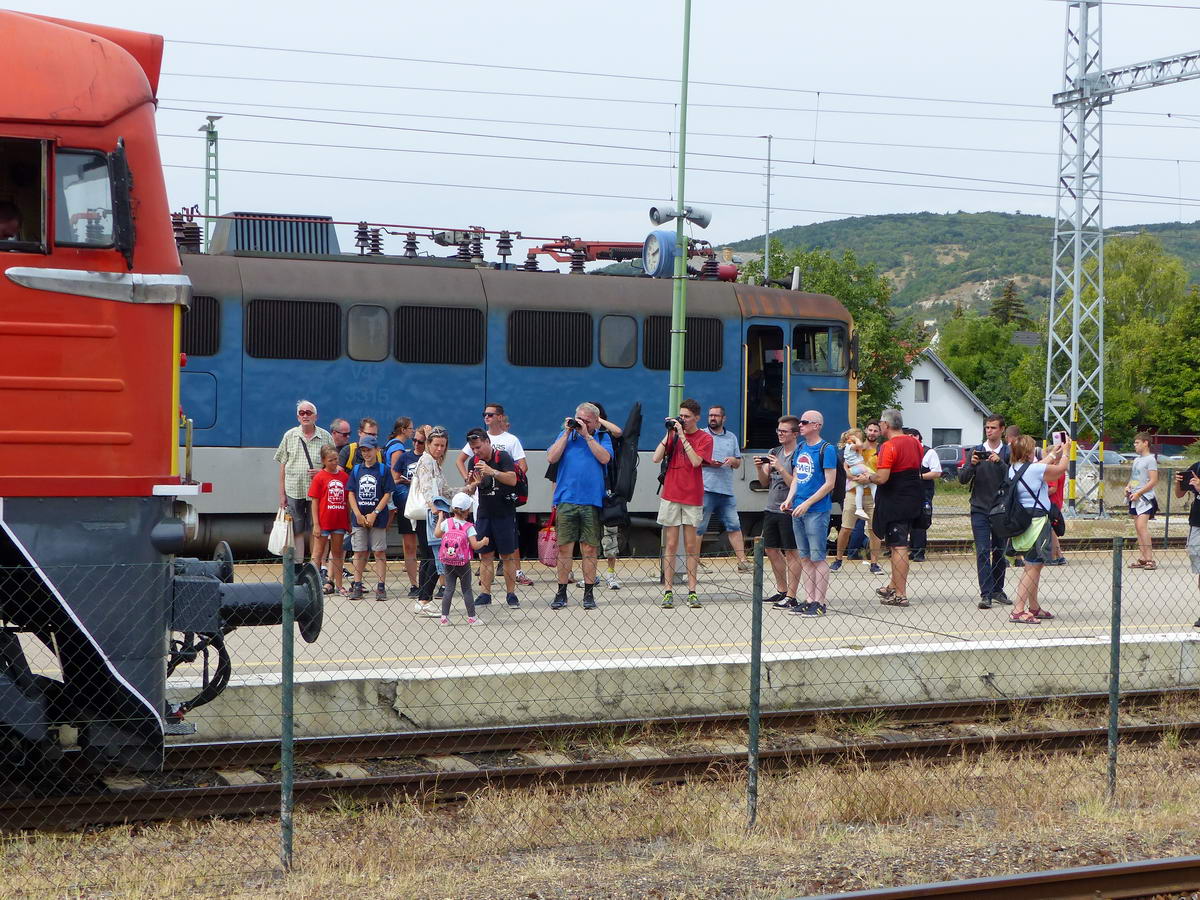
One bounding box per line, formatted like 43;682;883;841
274;426;333;499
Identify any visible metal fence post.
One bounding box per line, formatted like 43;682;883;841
1108;536;1122;801
281;548;295;870
747;536;764;830
1164;468;1173;549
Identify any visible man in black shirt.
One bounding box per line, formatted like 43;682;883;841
960;415;1012;610
464;428;522;609
1174;462;1200;628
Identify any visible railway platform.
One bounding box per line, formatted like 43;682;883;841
166;548;1200;741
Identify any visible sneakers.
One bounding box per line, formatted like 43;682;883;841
792;601;827;618
515;569;534;586
348;581;364;600
467;616;480;625
661;590;674;609
978;596;992;610
764;591;786;604
772;596;799;611
869;563;884;575
475;593;492;606
991;591;1013;606
582;587;598;610
604;572;622;590
419;602;439;617
506;592;520;609
551;589;568;610
435;585;445;600
1194;617;1200;629
829;560;843;573
438;616;450;626
687;591;702;608
855;508;869;520
408;585;420;599
375;582;387;601
736;560;753;574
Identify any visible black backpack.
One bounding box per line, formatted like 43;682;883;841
823;441;846;506
988;462;1034;539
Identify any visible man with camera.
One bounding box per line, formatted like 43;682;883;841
546;403;612;610
960;414;1012;609
653;399;715;608
463;427;522;609
756;416;802;609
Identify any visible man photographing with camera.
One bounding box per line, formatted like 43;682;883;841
546;403;612;610
653;398;715;609
960;415;1012;610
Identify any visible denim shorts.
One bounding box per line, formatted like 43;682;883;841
699;492;740;535
791;508;830;562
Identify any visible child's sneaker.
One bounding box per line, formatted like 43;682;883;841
438;616;450;626
687;591;702;608
435;585;446;600
661;590;674;609
467;616;480;625
375;582;387;601
408;585;420;599
855;508;869;520
604;572;621;590
829;560;843;573
515;569;534;586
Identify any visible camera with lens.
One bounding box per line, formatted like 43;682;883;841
664;417;680;430
566;417;581;430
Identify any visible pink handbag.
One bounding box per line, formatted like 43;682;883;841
537;508;558;567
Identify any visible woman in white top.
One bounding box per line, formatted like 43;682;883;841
1126;431;1159;571
411;426;455;614
1007;435;1068;624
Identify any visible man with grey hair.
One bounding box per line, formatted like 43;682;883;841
275;400;332;562
328;418;352;452
853;408;924;606
546;402;612;610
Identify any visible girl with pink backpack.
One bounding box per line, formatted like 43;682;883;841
433;492;491;624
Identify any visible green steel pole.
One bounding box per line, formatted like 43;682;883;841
747;536;764;830
667;0;692;415
281;547;295;869
1163;468;1172;550
1107;536;1122;801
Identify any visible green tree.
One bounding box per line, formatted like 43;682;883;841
990;280;1032;328
741;240;921;418
936;313;1033;423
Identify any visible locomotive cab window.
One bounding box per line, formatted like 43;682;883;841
347;304;390;361
792;324;847;374
599;315;637;368
0;138;46;252
55;150;114;247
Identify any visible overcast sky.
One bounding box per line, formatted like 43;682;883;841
19;0;1200;264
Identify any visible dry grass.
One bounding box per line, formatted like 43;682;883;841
6;743;1200;899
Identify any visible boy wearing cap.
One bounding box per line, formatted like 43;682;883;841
346;435;395;600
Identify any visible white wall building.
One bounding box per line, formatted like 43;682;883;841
897;349;992;448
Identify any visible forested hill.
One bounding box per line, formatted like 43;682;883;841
724;212;1200;320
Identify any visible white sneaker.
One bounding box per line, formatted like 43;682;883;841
605;572;621;590
855;508;869;520
412;601;426;614
421;604;441;617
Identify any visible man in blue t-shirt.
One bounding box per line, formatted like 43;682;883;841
546;402;613;610
780;410;838;617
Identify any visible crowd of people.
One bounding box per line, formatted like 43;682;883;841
272;398;1200;628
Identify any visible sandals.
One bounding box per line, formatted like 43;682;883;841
882;595;910;607
323;579;336;595
1129;559;1147;569
1010;610;1040;624
875;586;895;600
1142;561;1158;571
1029;607;1055;620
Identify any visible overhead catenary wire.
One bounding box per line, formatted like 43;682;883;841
152;131;1200;207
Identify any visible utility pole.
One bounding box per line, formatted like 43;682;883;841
761;134;772;286
667;0;692;415
199;116;221;252
1044;0;1200;515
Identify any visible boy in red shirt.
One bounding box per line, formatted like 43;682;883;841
308;444;351;596
652;398;715;608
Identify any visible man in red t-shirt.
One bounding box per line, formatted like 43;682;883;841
652;398;715;607
854;409;925;607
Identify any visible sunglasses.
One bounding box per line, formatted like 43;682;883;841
799;419;819;426
482;411;498;418
297;410;315;417
334;430;350;436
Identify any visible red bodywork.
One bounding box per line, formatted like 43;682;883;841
0;12;181;497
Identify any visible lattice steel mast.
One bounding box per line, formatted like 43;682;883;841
1045;0;1200;514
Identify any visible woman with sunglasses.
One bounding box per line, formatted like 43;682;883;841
411;426;455;615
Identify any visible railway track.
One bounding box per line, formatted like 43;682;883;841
808;854;1200;899
4;688;1196;831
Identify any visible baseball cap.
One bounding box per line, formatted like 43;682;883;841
359;435;378;449
431;497;451;513
465;427;488;441
451;492;473;511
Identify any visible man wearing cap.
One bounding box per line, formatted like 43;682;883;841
463;427;522;609
274;399;332;563
345;435;394;601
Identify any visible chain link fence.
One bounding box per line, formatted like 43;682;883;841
0;504;1198;894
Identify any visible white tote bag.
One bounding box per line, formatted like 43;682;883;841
404;480;427;522
268;508;293;556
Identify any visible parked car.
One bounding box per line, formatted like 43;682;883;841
1079;448;1126;467
934;444;972;480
